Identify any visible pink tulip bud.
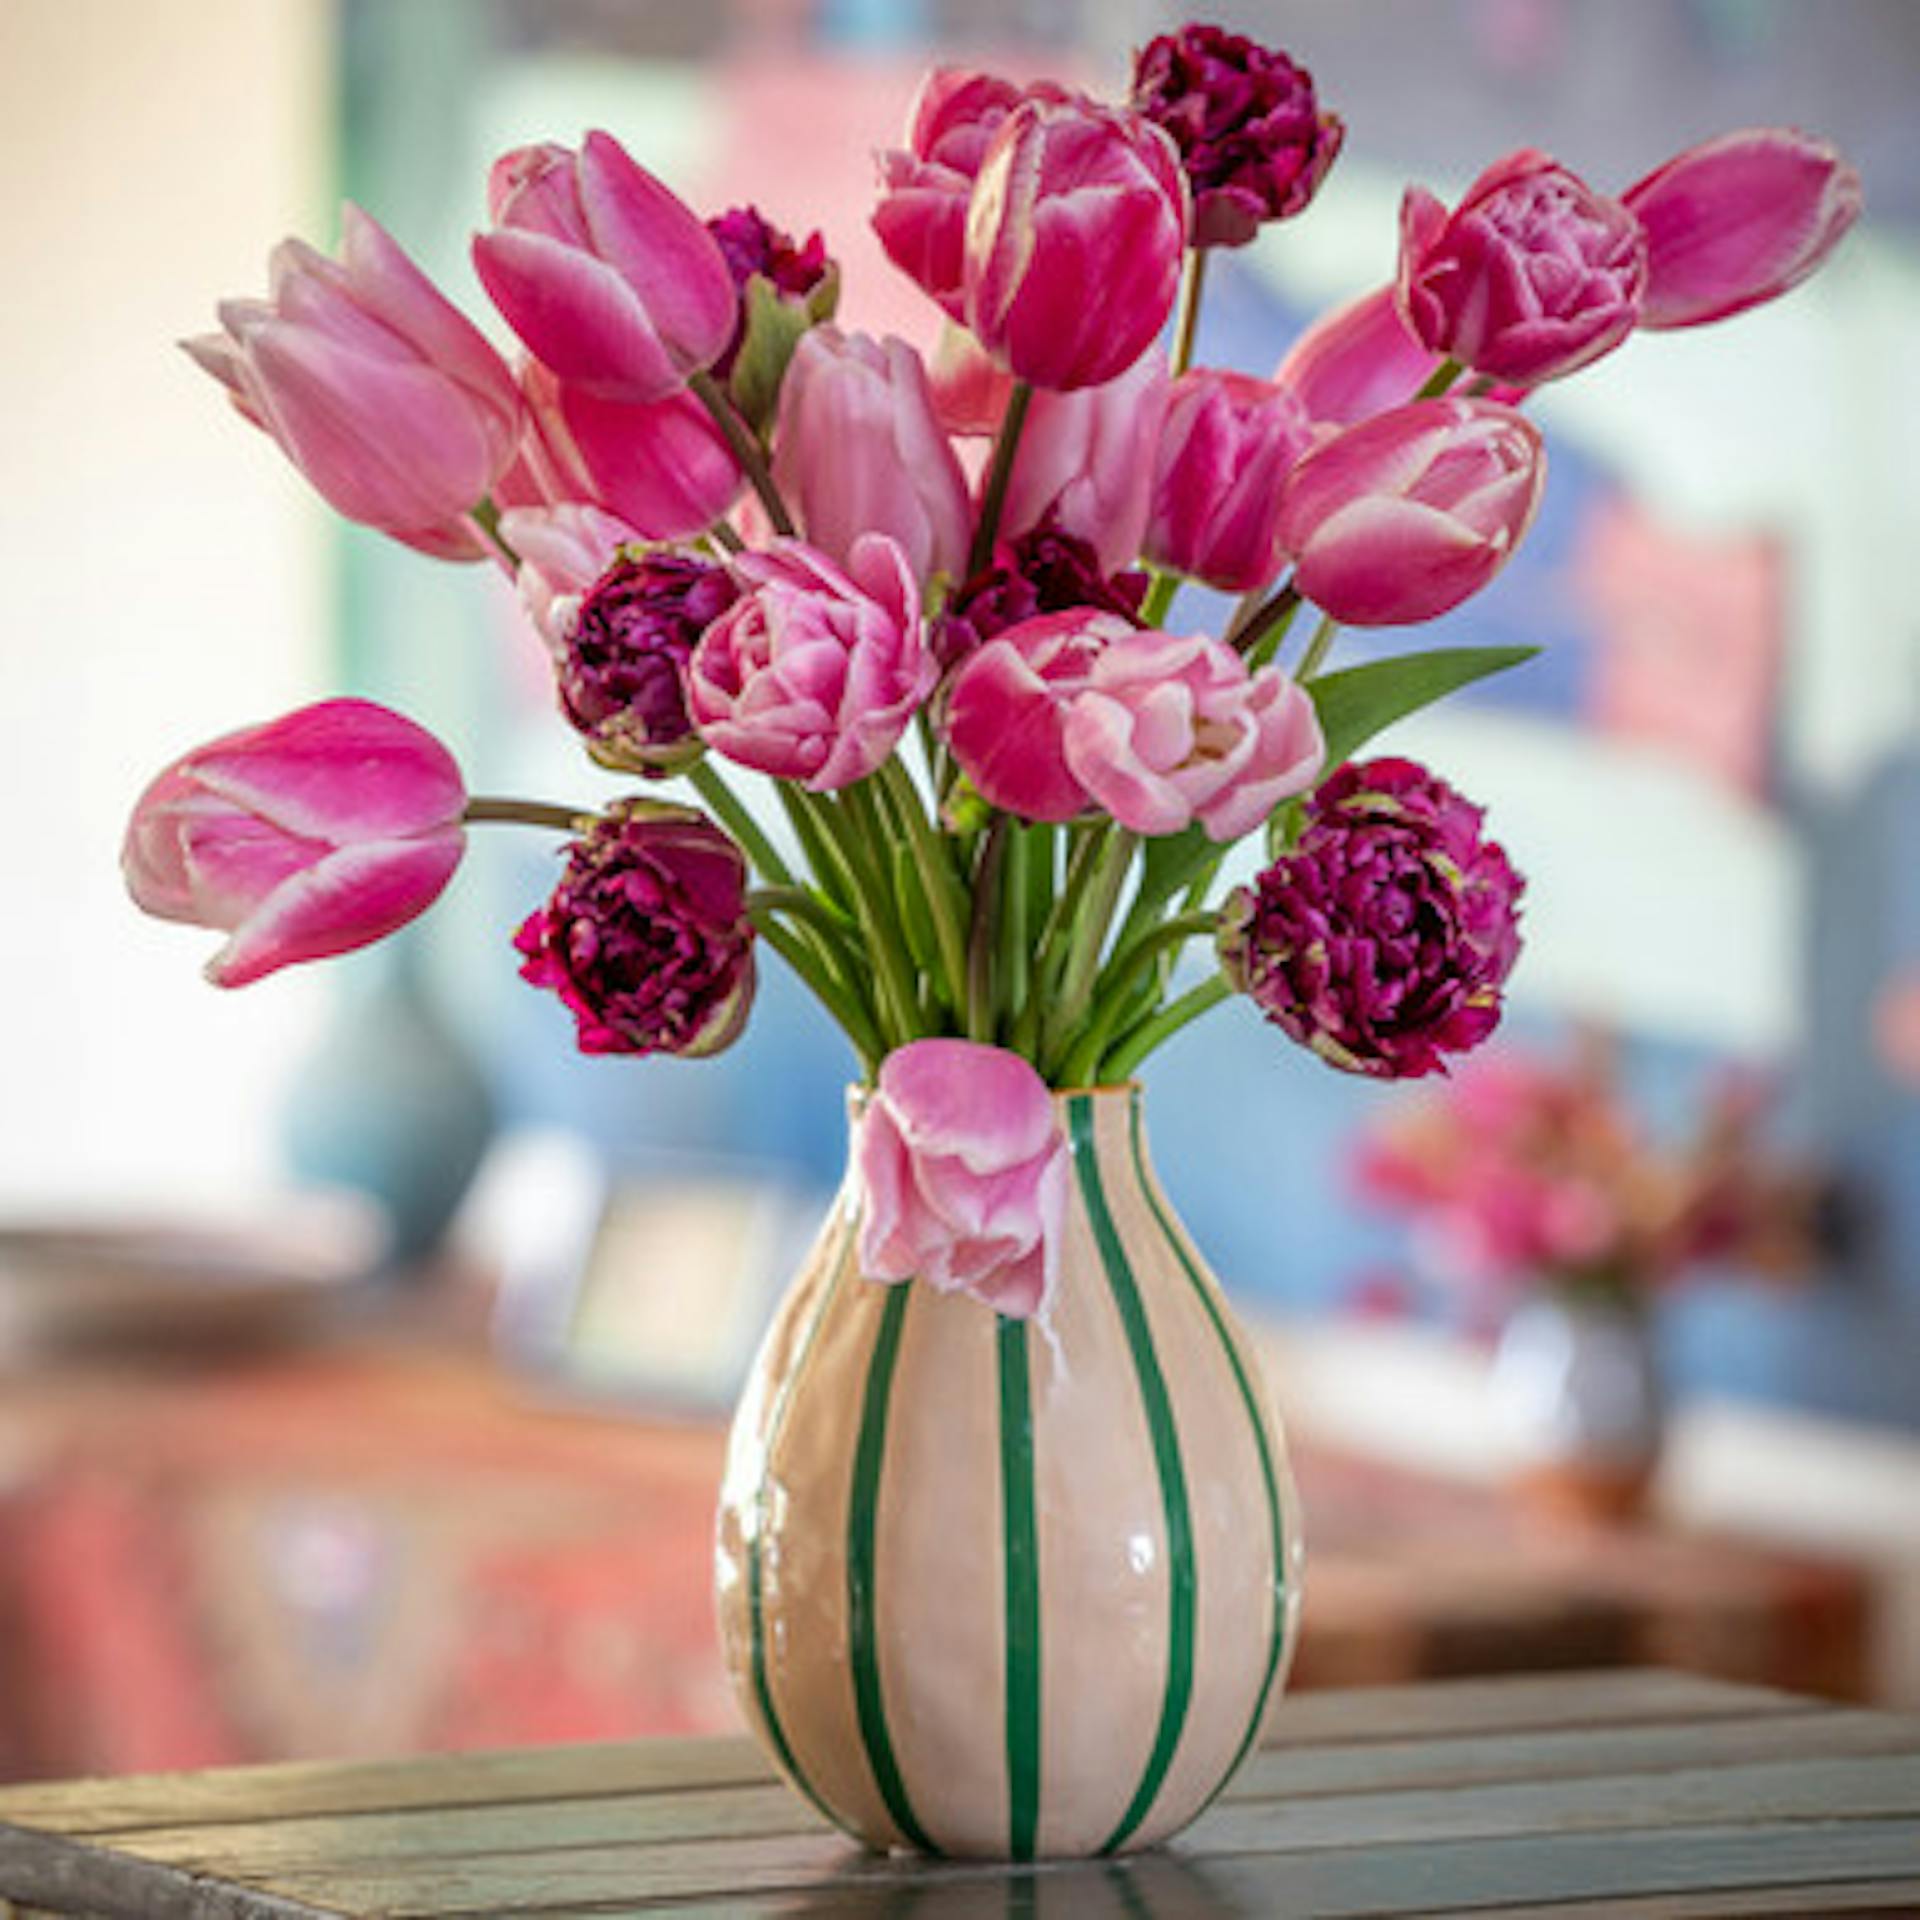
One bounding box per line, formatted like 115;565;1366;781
926;320;1015;438
1275;398;1546;627
687;537;935;790
122;699;466;988
945;615;1322;841
1145;368;1314;592
1397;150;1646;386
473;132;738;402
999;351;1171;575
963;99;1190;391
1623;128;1862;331
857;1039;1068;1321
183;207;522;558
871;69;1075;321
499;502;643;647
771;328;971;586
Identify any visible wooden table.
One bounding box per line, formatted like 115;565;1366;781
1;1670;1916;1917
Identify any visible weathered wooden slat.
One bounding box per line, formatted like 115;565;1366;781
0;1821;339;1920
85;1707;1916;1883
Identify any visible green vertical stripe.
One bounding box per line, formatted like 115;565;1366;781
847;1283;941;1855
997;1315;1042;1860
747;1220;855;1835
1129;1095;1292;1810
1069;1095;1196;1855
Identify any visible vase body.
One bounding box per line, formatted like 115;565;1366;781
714;1085;1302;1859
1491;1293;1665;1522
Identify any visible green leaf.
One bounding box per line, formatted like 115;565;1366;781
1308;645;1539;771
1131;823;1213;926
890;842;946;1008
728;262;841;434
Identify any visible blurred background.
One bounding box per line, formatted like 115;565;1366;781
2;0;1918;1780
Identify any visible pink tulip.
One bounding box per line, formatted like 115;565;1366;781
771;329;971;586
857;1039;1068;1321
1275;398;1546;627
183;206;521;558
927;320;1015;437
1145;368;1314;591
473;133;738;402
1276;286;1441;425
943;610;1121;823
871;69;1075;321
1064;630;1323;840
687;537;934;790
497;502;641;647
999;351;1170;574
122;699;466;988
1397;150;1646;386
1623;128;1862;331
964;98;1190;391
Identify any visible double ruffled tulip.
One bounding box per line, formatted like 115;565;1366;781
687;538;934;790
935;523;1146;670
1397;150;1647;386
771;329;971;586
872;69;1073;321
945;615;1323;841
964;98;1190;391
1275;397;1545;627
123;699;466;987
1623;128;1862;330
999;352;1170;575
1219;758;1523;1079
514;804;755;1058
184;207;522;559
1145;368;1313;591
856;1039;1068;1321
474;133;738;402
499;501;640;646
1130;22;1343;248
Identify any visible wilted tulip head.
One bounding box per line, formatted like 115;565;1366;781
123;698;467;987
1220;757;1523;1079
514;803;756;1058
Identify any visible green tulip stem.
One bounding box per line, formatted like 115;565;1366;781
1294;612;1341;684
1172;247;1209;378
467;496;521;571
1049;828;1138;1069
879;758;970;1014
811;784;924;1047
686;762;795;887
1101;975;1233;1083
1139;570;1181;627
749;905;882;1075
1059;909;1218;1089
688;367;796;536
966;815;1011;1042
1226;581;1300;654
706;519;746;555
968;379;1035;577
462;797;592;832
1414;356;1465;400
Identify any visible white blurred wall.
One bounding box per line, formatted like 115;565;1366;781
0;0;335;1213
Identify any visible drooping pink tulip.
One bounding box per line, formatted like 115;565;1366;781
999;351;1170;574
871;69;1075;321
857;1039;1068;1321
1063;630;1323;840
963;98;1190;391
473;133;738;402
687;537;934;790
1275;397;1546;627
771;329;971;586
1397;150;1646;386
183;206;522;559
122;699;466;988
1623;128;1863;331
1145;368;1314;591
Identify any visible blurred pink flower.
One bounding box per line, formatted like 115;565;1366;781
857;1039;1068;1320
183;206;521;559
122;699;466;987
687;537;934;790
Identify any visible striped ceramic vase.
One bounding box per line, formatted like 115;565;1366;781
714;1085;1303;1859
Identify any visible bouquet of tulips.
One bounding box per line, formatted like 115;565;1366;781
1354;1034;1827;1312
124;22;1857;1321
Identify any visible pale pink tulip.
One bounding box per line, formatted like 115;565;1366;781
857;1039;1068;1321
687;538;934;790
1275;398;1546;627
183;206;521;558
123;700;466;987
473;133;737;401
1064;631;1323;840
771;329;971;586
497;502;641;647
999;351;1170;574
1397;150;1646;386
1624;128;1862;330
964;98;1190;391
1145;369;1314;591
